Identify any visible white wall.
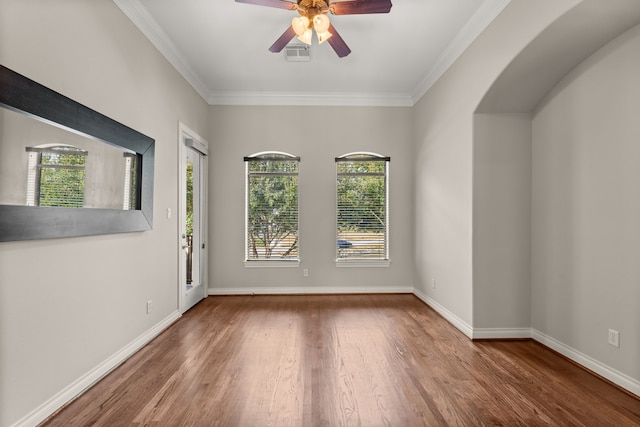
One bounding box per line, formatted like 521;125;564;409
208;106;415;293
413;0;580;331
0;1;209;425
532;23;640;383
473;114;531;331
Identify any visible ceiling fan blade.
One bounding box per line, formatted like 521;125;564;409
329;0;392;15
327;24;351;58
269;26;297;53
235;0;296;10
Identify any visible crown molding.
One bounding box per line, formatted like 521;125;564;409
114;0;510;107
208;91;414;107
411;0;512;104
113;0;210;102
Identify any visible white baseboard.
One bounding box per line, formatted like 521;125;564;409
11;310;181;427
533;329;640;398
413;292;639;397
209;286;414;295
472;327;532;340
412;289;474;339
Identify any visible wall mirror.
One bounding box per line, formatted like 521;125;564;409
0;64;154;242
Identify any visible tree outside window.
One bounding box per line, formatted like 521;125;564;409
26;145;87;207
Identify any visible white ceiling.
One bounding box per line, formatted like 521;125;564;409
114;0;510;106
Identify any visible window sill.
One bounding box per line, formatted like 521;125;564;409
244;260;300;268
335;259;391;268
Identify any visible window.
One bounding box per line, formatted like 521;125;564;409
122;153;138;210
336;152;390;263
26;145;87;207
245;152;300;263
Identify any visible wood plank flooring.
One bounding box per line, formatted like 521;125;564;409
43;294;640;426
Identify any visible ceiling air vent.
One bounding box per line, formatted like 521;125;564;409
285;44;311;62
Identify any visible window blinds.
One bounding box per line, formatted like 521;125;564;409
245;153;300;260
29;146;87;208
336;153;390;260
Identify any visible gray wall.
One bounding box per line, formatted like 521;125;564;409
467;0;640;391
532;23;640;383
208;106;415;293
0;1;209;425
473;113;531;332
412;0;580;332
3;0;640;425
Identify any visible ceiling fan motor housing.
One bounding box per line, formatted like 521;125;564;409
296;0;329;20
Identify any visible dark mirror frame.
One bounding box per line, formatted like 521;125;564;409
0;64;154;242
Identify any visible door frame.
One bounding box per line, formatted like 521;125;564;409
178;122;209;313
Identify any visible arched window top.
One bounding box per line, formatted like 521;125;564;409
335;152;390;162
245;151;300;161
26;143;88;156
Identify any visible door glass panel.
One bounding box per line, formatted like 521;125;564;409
183;147;200;305
186;159;194;290
182;143;205;313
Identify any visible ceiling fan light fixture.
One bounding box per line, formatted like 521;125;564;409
313;13;330;33
291;16;310;36
317;30;332;44
296;28;313;45
239;0;393;57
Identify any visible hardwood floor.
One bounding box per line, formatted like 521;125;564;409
43;294;640;426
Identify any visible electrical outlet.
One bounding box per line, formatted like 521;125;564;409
303;269;309;277
608;329;620;348
146;300;153;314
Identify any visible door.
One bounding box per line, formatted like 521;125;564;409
180;133;208;313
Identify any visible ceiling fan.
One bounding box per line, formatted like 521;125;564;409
235;0;393;58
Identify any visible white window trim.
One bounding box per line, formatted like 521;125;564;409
335;259;391;268
244;260;301;268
